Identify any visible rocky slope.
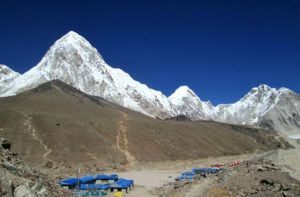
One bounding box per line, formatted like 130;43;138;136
0;31;299;133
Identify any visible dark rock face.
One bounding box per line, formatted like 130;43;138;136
165;115;191;121
1;138;11;150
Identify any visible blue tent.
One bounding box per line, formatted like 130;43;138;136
192;168;221;174
175;171;195;180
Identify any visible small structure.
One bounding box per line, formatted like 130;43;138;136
110;178;134;193
176;167;223;181
228;160;240;167
58;174;133;196
211;163;224;168
192;167;222;174
175;171;196;181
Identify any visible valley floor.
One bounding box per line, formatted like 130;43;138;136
1;134;300;197
105;140;300;197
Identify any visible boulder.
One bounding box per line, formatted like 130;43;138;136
0;169;14;197
14;185;36;197
0;138;11;150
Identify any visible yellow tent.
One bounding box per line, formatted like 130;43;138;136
114;191;123;197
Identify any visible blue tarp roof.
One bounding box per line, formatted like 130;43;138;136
59;178;81;186
110;178;134;189
80;176;96;183
59;174;118;186
95;174;118;180
192;168;221;174
58;175;134;190
175;171;195;180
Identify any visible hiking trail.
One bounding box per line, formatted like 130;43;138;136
116;111;135;166
23;113;56;165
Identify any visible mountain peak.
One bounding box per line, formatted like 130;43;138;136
52;31;92;49
44;30;105;66
248;84;273;95
61;30;84;40
172;85;194;95
278;87;293;94
65;30;80;36
169;85;201;104
168;85;198;100
257;84;272;91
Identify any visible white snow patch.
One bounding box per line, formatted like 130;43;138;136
288;134;300;140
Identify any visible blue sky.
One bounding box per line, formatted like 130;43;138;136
0;0;299;104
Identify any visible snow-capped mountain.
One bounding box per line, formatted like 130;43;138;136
0;31;173;118
168;86;214;120
0;31;299;133
217;85;300;133
170;84;300;133
213;85;284;125
257;88;300;134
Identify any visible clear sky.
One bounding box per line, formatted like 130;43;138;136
1;0;299;104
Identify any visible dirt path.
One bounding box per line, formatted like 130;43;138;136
23;113;56;165
116;111;136;167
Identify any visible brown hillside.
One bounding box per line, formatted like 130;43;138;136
0;80;287;169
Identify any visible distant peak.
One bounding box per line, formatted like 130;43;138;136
169;85;198;99
53;31;90;47
250;84;272;93
175;85;192;92
278;87;293;94
258;84;271;90
46;30;104;60
62;31;85;40
66;30;80;36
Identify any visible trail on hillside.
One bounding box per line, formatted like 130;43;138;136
116;111;135;167
23;113;56;165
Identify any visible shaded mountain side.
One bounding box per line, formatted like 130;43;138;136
257;91;300;135
0;80;289;169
